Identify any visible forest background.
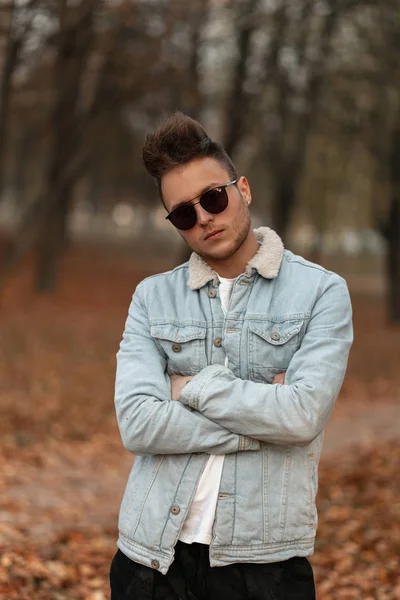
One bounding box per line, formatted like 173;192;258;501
0;1;399;598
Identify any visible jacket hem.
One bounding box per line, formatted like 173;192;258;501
117;533;315;574
209;538;315;567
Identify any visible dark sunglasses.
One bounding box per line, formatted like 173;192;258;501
166;179;238;230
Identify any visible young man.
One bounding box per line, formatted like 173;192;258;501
110;113;353;599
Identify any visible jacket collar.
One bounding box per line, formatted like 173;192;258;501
187;226;284;290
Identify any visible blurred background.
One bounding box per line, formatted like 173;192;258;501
0;1;399;598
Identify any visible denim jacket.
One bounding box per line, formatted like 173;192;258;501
114;227;353;574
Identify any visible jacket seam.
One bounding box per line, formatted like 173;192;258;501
232;453;238;544
132;456;165;538
282;252;331;274
315;271;330;304
212;538;315;551
159;456;192;544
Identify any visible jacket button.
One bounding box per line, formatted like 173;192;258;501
151;559;160;570
170;504;181;515
172;343;182;352
271;331;281;341
213;337;222;348
208;289;217;298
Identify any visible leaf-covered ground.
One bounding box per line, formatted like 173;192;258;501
0;248;399;599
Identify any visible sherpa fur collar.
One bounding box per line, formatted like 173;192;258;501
187;226;284;290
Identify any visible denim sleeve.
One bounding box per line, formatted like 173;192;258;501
114;284;260;455
180;273;353;446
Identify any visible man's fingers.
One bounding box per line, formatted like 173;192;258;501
272;372;286;384
170;375;193;401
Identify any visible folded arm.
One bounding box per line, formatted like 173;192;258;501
180;273;353;446
115;283;260;456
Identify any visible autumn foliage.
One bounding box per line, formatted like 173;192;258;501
0;249;399;599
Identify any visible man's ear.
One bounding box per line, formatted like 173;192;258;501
237;176;251;205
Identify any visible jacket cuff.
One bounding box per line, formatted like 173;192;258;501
180;364;227;411
239;436;260;451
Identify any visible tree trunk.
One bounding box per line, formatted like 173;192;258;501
386;198;400;321
12;126;35;206
269;162;298;242
0;0;19;199
386;125;400;321
223;0;259;157
34;0;97;290
185;0;209;121
264;2;340;243
36;187;70;291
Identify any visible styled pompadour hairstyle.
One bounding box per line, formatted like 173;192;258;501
142;112;237;198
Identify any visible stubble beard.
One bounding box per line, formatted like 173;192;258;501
196;207;252;264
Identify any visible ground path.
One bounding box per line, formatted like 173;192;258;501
0;255;399;597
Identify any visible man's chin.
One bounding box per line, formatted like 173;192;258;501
197;245;237;263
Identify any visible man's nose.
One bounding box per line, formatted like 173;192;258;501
195;203;213;226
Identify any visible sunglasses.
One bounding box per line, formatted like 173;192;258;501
166;179;238;230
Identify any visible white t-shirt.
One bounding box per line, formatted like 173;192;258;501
179;275;236;545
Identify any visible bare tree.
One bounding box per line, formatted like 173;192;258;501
376;2;400;321
0;0;38;199
259;0;352;239
0;0;101;291
352;0;400;320
223;0;260;155
386;121;400;320
183;0;211;120
2;0;398;306
35;0;100;290
218;0;368;241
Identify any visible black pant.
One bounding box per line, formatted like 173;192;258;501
110;542;316;600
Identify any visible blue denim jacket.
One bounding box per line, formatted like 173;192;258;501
114;227;353;574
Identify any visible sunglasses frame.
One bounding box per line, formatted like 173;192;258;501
165;179;238;230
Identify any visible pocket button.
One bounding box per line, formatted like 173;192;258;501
172;343;182;353
271;331;281;341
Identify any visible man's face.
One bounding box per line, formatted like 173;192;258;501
161;157;252;264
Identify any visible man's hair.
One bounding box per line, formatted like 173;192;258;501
142;112;237;198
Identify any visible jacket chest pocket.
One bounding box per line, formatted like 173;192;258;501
150;323;207;376
248;319;303;383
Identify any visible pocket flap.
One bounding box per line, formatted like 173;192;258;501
150;323;206;343
249;320;302;345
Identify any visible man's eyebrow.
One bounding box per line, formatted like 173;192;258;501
169;182;220;212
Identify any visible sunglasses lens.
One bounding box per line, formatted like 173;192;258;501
201;187;229;214
169;204;197;230
168;184;231;230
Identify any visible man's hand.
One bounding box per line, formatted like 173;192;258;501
170;374;193;401
272;372;286;385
